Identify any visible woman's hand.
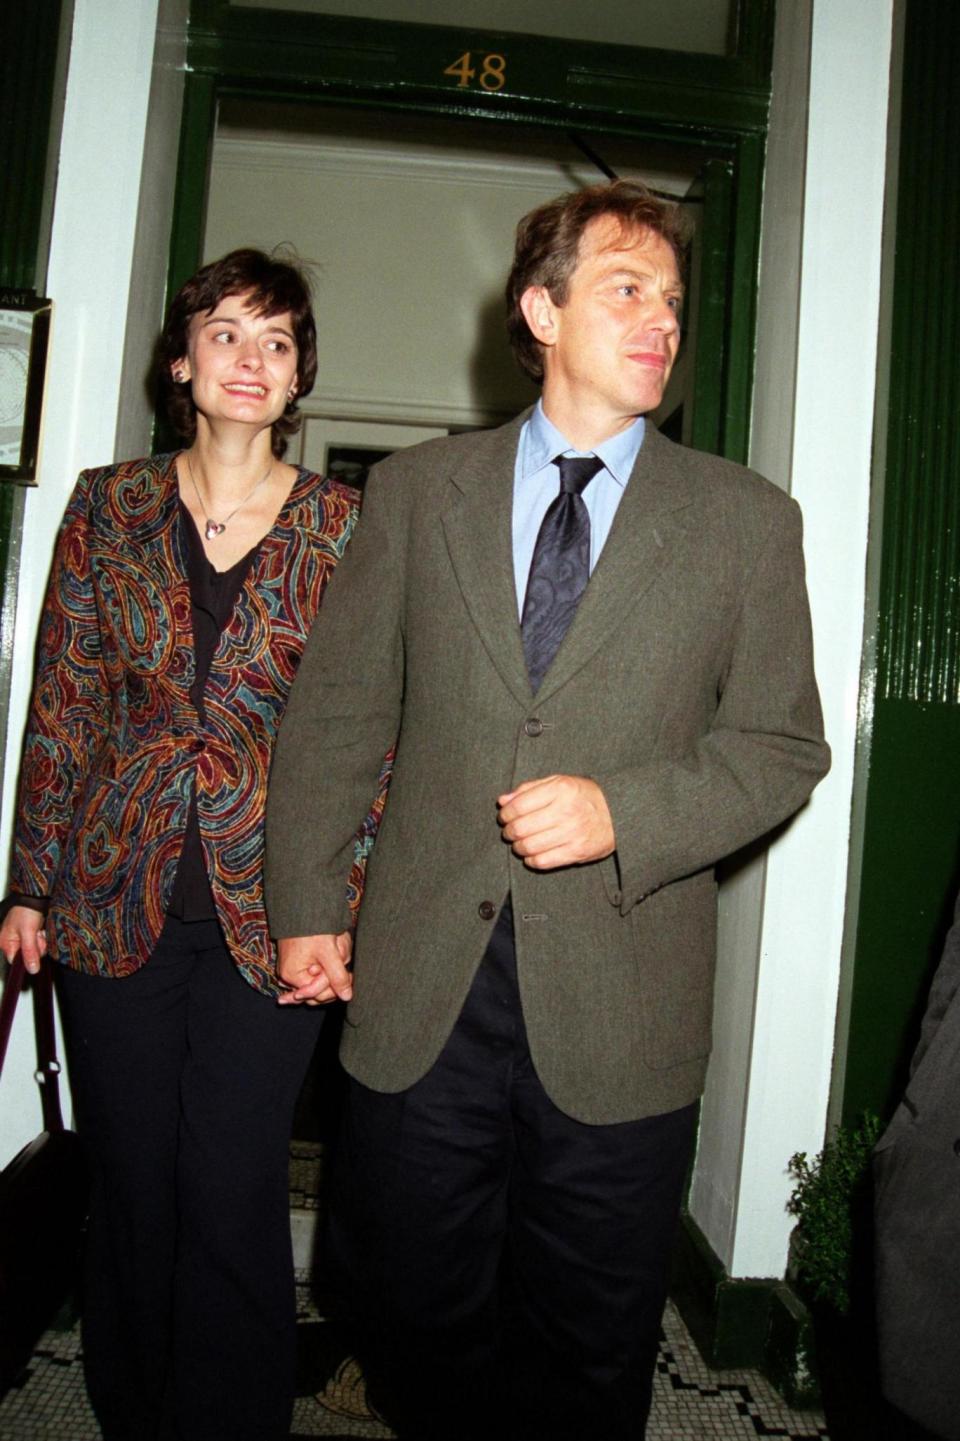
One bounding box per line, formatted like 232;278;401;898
0;905;49;974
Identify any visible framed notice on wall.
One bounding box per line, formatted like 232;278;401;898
0;291;52;484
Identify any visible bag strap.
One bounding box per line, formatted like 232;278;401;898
0;957;65;1134
0;956;28;1076
33;961;65;1133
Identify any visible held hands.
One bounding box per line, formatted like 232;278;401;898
276;931;353;1006
497;774;615;869
0;905;48;974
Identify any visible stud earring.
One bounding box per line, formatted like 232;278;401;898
174;369;186;383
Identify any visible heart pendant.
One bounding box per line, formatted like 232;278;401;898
205;520;226;540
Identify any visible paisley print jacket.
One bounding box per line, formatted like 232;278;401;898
11;453;386;996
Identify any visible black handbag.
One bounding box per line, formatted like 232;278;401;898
0;956;87;1393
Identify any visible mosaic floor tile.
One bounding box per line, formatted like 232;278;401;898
0;1296;830;1440
0;1143;831;1439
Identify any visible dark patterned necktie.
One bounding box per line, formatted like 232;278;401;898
521;454;603;690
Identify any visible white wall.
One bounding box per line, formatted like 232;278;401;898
690;0;895;1278
0;0;185;1163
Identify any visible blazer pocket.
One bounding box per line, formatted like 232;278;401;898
599;852;623;907
630;872;717;1070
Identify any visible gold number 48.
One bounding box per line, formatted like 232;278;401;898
443;51;506;91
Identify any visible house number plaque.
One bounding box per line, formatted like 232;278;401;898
443;51;507;91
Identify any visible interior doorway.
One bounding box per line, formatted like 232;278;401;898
202;100;723;483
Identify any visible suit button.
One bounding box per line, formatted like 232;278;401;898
524;718;544;737
954;1138;960;1157
478;900;496;920
190;739;206;755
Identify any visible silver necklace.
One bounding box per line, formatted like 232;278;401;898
185;451;274;541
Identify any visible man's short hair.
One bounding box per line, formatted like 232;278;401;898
505;180;689;382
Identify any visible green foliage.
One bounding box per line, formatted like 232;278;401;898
786;1113;882;1315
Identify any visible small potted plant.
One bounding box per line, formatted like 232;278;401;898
787;1113;882;1315
786;1113;883;1438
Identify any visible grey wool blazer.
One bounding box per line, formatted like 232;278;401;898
874;888;960;1441
265;414;830;1124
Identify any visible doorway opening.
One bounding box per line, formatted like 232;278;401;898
203;98;727;507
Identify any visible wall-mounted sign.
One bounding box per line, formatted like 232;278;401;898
0;291;52;484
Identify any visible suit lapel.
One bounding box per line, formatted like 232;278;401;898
143;455;195;684
119;452;188;579
87;454;195;690
439;418;696;706
212;467;312;669
533;424;694;702
231;467;306;617
440;413;533;705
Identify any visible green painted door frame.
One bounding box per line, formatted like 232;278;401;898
168;0;775;466
840;0;960;1128
0;2;66;817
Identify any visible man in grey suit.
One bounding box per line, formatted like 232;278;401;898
266;180;829;1439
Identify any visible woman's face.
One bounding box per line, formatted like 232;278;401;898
173;291;300;435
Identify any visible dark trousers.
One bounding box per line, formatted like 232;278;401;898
330;904;697;1441
57;915;323;1441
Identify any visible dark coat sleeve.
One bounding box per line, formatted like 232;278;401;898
873;884;960;1441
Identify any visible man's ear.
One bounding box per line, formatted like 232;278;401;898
519;286;559;348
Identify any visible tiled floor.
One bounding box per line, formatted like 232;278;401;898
0;1142;831;1440
0;1297;832;1440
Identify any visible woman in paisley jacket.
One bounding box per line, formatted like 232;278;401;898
0;249;383;1441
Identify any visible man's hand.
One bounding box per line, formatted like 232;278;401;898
276;932;353;1006
0;905;48;974
497;775;615;869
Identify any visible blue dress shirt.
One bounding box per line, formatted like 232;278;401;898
511;402;646;618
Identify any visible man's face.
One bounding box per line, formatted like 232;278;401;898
521;216;683;441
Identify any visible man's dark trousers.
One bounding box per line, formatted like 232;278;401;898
330;901;697;1440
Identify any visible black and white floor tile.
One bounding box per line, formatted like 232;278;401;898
0;1142;831;1440
0;1297;832;1440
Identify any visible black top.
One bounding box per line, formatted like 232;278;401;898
166;501;257;920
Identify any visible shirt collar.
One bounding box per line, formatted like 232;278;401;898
522;401;645;488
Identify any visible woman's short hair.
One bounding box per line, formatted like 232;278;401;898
157;248;318;458
505;180;689;383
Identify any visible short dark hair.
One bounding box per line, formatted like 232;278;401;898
157;248;318;458
505;180;689;382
